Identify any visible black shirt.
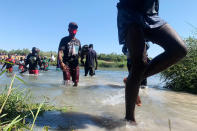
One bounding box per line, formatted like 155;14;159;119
59;36;81;67
117;0;159;15
85;48;97;68
26;53;41;70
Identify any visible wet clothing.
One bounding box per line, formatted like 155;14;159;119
59;36;81;67
59;36;81;83
85;66;95;76
63;66;79;83
25;53;41;72
85;48;97;68
117;0;166;45
84;48;98;76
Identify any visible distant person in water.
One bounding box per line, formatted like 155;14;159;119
42;56;50;71
58;22;81;86
56;50;61;71
18;57;25;72
40;56;44;70
1;54;15;73
51;53;56;62
24;47;41;75
81;44;98;76
117;0;187;124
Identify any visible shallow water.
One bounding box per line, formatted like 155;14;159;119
1;66;197;131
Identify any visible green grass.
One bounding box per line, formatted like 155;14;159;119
0;71;67;130
98;60;127;68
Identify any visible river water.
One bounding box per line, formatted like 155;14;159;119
0;66;197;131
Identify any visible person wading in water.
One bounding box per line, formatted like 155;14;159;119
117;0;187;124
58;22;81;87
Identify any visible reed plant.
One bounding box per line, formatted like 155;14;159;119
0;70;67;130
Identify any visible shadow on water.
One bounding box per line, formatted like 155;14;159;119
107;84;124;89
82;83;165;90
30;111;125;130
82;84;124;89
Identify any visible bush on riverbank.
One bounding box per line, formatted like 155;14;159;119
161;37;197;94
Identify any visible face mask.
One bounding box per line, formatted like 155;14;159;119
72;29;77;34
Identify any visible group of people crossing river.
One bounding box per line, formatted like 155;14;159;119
0;48;52;75
0;23;99;88
0;0;188;125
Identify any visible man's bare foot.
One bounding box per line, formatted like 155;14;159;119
126;121;137;126
123;77;127;84
63;80;70;86
123;118;137;127
136;96;142;106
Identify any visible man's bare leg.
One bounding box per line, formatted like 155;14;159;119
124;23;187;123
144;24;187;78
125;23;148;122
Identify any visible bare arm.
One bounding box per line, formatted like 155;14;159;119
58;50;67;71
95;52;98;70
58;50;64;64
37;56;42;68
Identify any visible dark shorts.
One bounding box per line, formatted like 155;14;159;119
85;66;95;76
117;8;166;45
63;66;79;83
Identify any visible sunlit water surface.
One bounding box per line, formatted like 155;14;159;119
0;66;197;131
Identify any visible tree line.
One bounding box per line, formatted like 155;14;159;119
0;49;127;62
0;49;57;58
